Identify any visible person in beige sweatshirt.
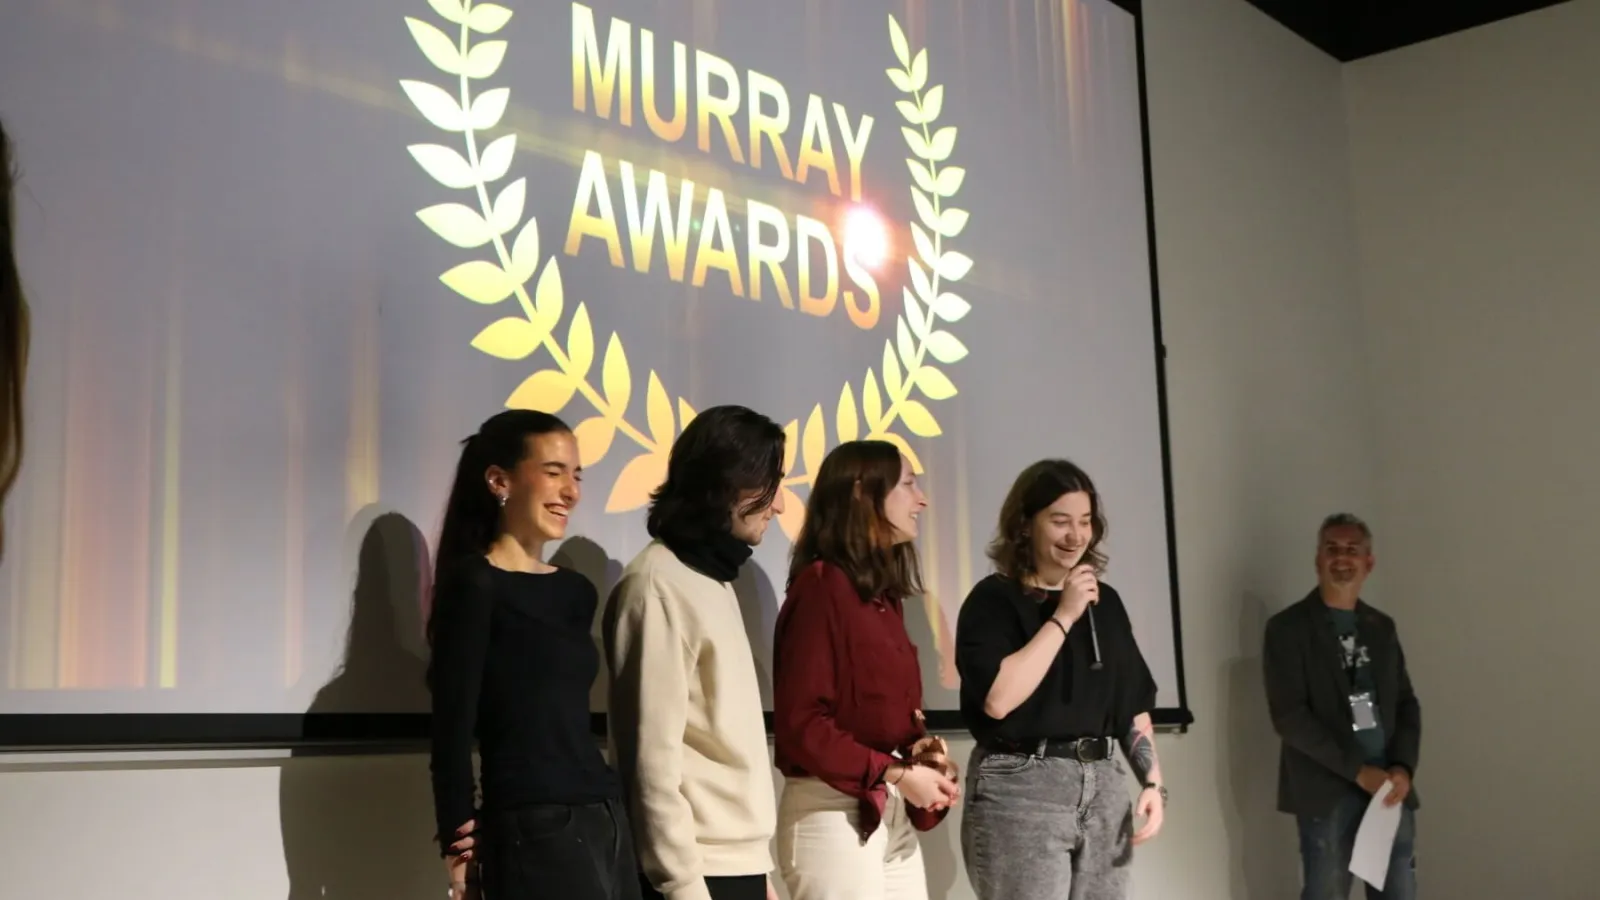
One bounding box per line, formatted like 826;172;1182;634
604;405;788;900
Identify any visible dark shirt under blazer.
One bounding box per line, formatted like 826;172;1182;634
1263;592;1422;816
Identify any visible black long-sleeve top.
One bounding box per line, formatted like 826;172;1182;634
429;558;618;850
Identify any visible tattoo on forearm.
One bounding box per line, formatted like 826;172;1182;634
1122;716;1160;786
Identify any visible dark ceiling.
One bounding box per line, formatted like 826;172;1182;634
1240;0;1573;61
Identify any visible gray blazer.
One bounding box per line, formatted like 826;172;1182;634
1262;592;1421;816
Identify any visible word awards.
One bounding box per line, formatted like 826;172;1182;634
562;3;883;331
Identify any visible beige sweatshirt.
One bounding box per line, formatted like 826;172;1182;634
604;541;775;900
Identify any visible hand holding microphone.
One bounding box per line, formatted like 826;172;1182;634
1053;564;1100;626
1051;565;1105;669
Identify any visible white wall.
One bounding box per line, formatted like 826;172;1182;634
0;0;1377;897
1343;2;1600;897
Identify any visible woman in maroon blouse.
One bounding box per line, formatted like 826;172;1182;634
771;439;960;900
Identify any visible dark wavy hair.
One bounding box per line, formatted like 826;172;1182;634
988;459;1109;580
0;119;29;559
426;409;570;683
646;404;784;546
788;440;923;601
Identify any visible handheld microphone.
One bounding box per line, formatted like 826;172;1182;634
1087;603;1105;670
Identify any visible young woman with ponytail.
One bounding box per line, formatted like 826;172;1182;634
428;409;641;900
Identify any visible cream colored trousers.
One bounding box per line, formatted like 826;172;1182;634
776;776;930;900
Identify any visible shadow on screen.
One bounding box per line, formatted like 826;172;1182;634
550;534;623;713
902;592;961;714
279;508;437;900
1221;590;1300;899
733;559;780;709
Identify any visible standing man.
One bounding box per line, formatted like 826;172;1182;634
1264;513;1421;900
604;405;786;900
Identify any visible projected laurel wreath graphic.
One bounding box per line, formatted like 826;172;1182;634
399;0;974;540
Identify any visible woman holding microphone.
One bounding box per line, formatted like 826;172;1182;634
955;460;1166;900
772;439;960;900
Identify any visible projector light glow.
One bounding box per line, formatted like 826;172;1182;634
842;205;891;269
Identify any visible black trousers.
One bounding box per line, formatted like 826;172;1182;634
478;798;642;900
637;873;766;900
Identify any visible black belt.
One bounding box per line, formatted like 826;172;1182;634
983;736;1117;762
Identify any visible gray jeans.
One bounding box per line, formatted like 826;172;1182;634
960;746;1135;900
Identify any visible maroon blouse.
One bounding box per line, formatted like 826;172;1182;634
772;560;948;840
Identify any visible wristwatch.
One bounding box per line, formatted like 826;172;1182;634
1145;783;1168;806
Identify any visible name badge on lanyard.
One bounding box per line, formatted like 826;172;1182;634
1348;691;1379;732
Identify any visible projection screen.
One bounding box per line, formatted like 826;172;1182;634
0;0;1190;747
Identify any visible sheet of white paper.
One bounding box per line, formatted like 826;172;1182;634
1349;780;1403;890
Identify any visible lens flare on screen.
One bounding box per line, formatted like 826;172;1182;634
842;205;891;269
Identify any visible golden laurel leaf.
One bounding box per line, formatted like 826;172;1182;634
645;372;674;446
573;417;615;467
441;259;515;304
403;3;972;540
801;404;826;476
607;452;668;513
472;316;544;361
408;144;477;190
934;250;974;282
419;203;493;249
509;219;539;284
863;373;884;429
909;51;928;90
462;41;507;80
478;134;517;183
889;15;911;68
406;18;464;76
898;400;941;438
924;331;969;364
506;369;576;411
935;166;966;196
932;292;971;322
915;366;958;401
401;80;467;132
938;207;969;238
881;343;903;397
836;384;860;443
533;253;564;330
567;303;595;377
781;419;800;477
427;0;467;26
776;486;807;542
469;88;510;131
467;3;513;34
903;289;930;338
601;334;631;414
490;178;525;235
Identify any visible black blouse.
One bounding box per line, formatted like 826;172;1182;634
955;573;1157;745
429;558;618;850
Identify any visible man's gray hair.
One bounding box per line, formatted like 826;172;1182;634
1318;512;1372;544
